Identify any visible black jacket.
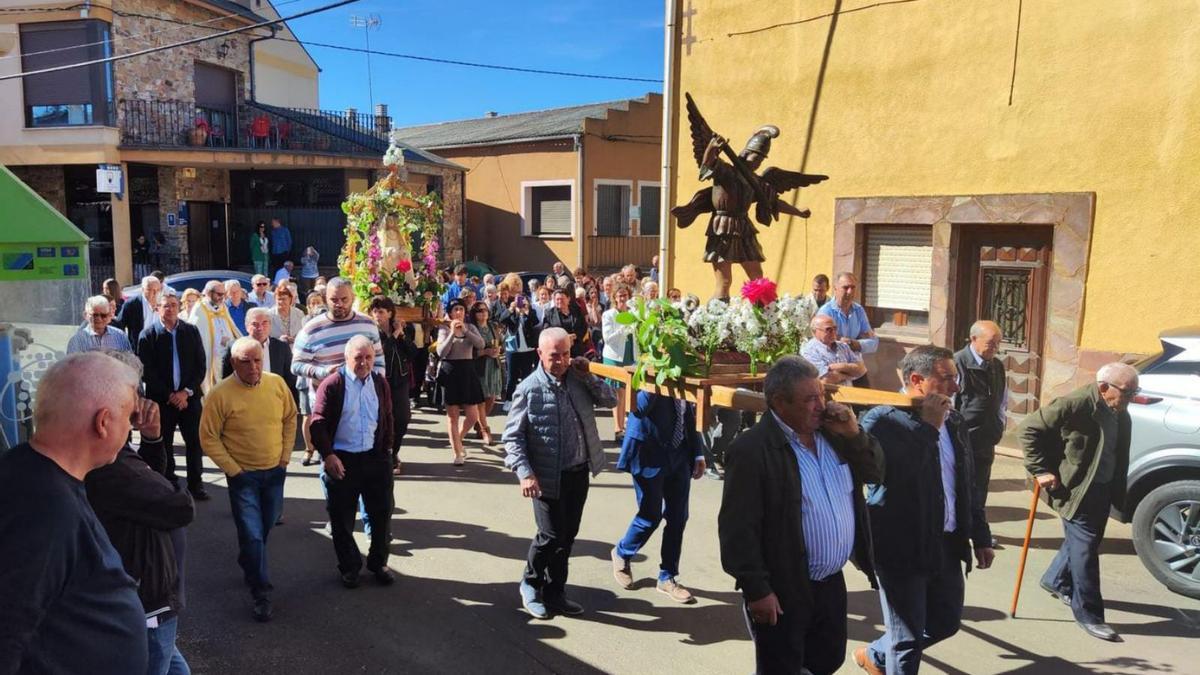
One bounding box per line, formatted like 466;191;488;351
719;413;884;611
118;297;149;352
85;441;195;616
954;346;1008;451
543;305;588;357
137;321;206;405
221;337;297;403
861;406;992;576
499;306;539;351
380;331;418;392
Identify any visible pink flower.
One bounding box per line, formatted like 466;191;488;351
741;278;778;307
396;259;412;273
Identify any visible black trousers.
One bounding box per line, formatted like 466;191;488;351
505;350;539;401
524;468;590;597
154;396;204;492
1043;481;1111;624
744;572;847;675
391;385;411;462
973;443;996;509
322;451;394;574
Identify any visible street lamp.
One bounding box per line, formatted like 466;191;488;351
349;14;382;116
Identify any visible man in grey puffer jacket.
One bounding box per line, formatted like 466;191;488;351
504;327;616;619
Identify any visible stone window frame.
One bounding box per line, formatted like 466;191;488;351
833;192;1096;401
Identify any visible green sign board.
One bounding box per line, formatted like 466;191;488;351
0;243;84;281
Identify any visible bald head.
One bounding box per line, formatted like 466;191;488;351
810;314;837;346
969;320;1003;360
1096;362;1139;412
33;352;140;474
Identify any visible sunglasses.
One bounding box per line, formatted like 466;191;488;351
1104;381;1141;397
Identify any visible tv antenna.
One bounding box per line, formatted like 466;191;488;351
349;14;382;114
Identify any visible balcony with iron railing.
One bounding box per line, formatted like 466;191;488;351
117;99;393;157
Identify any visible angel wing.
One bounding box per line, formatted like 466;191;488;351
684;92;716;168
760;167;828;194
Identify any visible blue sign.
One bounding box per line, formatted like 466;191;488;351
37;247;55;257
63;264;79;277
60;246;79;257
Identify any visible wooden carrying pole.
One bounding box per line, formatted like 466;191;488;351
1010;480;1042;618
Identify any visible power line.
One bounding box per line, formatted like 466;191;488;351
0;0;359;82
0;0;308;62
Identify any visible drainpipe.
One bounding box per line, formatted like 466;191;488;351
659;0;677;286
575;133;585;269
248;26;278;102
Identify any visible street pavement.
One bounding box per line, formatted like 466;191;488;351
163;405;1200;674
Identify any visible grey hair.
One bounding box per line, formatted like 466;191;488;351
969;320;1001;339
763;356;819;407
538;326;570;348
251;274;267;285
101;348;144;378
245;307;271;324
35;352;139;429
326;276;352;292
223;279;242;292
344;334;375;356
1096;362;1137;384
203;280;223;294
835;271;857;284
85;295;110;313
141;275;160;289
900;345;955;383
230;336;263;359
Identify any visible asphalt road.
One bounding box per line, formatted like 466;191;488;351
165;406;1200;674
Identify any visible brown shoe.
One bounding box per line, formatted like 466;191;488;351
854;647;883;675
656;577;695;604
611;548;633;589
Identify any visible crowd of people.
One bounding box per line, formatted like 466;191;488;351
0;255;1140;675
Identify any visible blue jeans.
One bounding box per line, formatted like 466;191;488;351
1041;481;1111;624
227;467;286;596
147;616;190;675
615;463;692;581
868;540;965;675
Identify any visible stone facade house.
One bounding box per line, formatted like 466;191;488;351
0;0;463;286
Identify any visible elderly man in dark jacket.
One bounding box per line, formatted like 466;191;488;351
86;352;195;675
855;345;993;675
503;327;616;620
1019;362;1137;642
719;356;883;675
311;335;395;589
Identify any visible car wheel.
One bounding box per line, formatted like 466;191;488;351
1131;480;1200;600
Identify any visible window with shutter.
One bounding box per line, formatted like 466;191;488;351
20;20;113;127
530;185;572;236
639;185;661;236
863;225;932;328
596;184;630;236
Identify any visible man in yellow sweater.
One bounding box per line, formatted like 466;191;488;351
199;336;297;623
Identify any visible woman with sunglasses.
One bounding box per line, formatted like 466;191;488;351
468;302;503;445
250;221;270;276
436;300;485;464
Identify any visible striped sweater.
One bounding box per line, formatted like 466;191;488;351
291;311;384;381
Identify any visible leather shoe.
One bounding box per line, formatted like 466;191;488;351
1079;621;1121;642
611;548;633;589
1039;581;1072;606
340;571;360;589
190;488;210;501
370;566;395;586
252;596;273;622
854;647;883;675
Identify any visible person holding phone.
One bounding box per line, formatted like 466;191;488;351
500;292;540;402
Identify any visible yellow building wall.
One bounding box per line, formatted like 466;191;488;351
668;0;1200;355
436;141;580;271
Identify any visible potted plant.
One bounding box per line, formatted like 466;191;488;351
189;118;209;146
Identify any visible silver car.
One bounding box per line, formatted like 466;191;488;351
1120;326;1200;600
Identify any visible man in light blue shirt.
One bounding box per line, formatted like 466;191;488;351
801;314;867;387
269;217;292;270
310;336;396;589
67;296;132;354
818;272;879;355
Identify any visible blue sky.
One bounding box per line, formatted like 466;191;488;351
284;0;665;127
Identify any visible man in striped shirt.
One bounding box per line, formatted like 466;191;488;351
719;356;883;675
67;295;133;354
291;277;383;386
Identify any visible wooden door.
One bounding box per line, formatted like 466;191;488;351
953;226;1053;426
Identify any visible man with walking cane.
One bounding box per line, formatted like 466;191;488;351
1017;362;1137;642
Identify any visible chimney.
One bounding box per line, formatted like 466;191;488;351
485;111;498;118
374;103;390;136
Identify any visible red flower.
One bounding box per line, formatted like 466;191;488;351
741;278;778;307
396;258;412;273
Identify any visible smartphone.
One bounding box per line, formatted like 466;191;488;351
516;295;527;309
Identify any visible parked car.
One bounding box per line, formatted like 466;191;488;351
1117;326;1200;599
122;270;256;298
462;259;497;280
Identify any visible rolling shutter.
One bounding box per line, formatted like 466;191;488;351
865;226;932;312
639;185;661;236
596;184;629;236
532;185;572;235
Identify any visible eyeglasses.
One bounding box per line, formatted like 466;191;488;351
1104;381;1141;398
89;312;111;319
254;282;268;287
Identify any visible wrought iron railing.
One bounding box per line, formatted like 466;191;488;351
117;99;385;155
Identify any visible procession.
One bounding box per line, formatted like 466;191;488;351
1;1;1198;674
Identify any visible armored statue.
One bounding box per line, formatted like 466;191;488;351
671;93;828;299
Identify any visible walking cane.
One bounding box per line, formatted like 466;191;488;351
1010;480;1042;618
